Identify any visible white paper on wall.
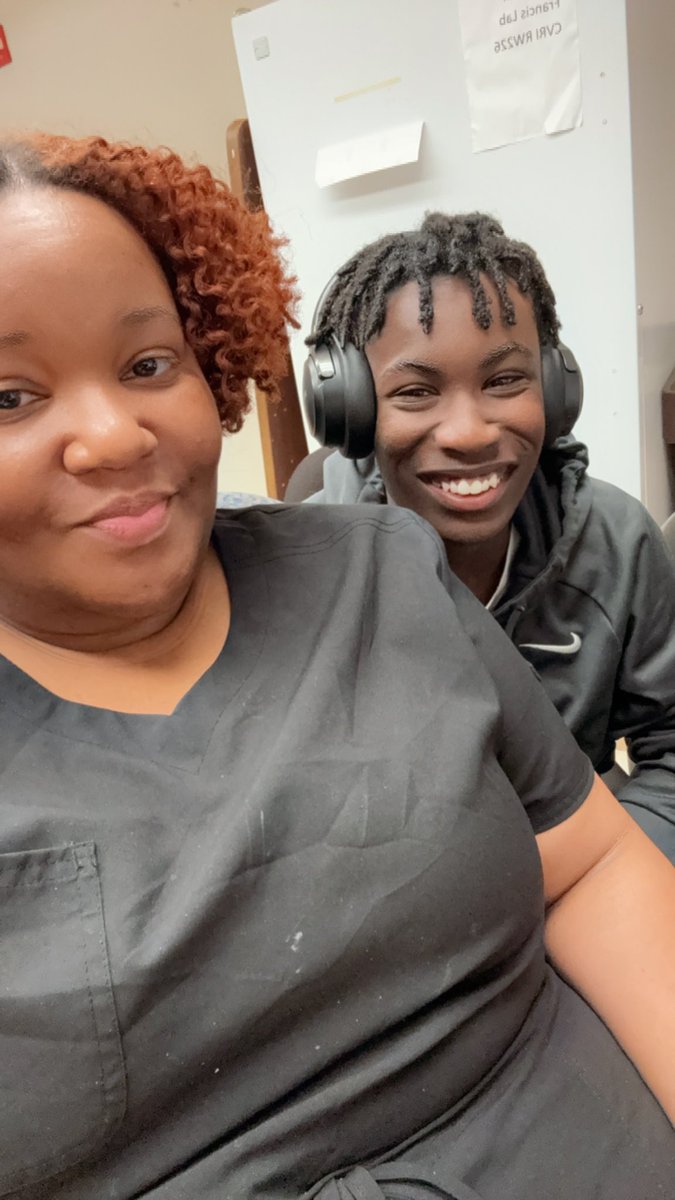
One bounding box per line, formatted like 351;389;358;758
315;119;424;188
457;0;582;153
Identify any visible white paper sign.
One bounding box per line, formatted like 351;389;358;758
315;120;424;188
458;0;582;153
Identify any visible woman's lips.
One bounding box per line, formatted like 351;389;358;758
85;497;172;545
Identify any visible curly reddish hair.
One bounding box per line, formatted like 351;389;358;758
0;133;298;432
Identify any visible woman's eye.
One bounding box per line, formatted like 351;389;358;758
0;388;34;411
127;355;175;380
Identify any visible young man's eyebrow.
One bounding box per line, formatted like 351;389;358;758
0;330;31;350
383;358;444;379
479;342;537;369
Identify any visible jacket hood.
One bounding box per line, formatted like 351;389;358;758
497;434;591;631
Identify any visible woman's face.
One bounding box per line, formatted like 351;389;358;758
0;187;223;640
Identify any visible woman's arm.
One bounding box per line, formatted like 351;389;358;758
537;774;675;1121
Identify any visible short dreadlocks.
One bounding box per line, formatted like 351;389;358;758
308;211;560;351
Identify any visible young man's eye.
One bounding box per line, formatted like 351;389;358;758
392;387;435;403
488;372;527;390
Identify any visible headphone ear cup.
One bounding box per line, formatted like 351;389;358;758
302;334;377;458
541;342;584;445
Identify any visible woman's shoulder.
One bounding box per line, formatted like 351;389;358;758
213;502;445;569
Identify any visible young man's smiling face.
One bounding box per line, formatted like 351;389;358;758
368;274;546;557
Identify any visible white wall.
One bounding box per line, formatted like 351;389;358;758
0;0;270;496
234;0;655;509
627;0;675;518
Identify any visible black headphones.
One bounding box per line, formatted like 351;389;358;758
303;275;583;459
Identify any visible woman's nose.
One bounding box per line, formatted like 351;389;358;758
61;390;158;474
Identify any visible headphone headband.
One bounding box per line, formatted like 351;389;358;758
308;275;339;340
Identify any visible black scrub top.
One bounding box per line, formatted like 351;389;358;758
0;506;672;1200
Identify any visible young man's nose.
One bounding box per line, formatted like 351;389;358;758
61;388;158;475
431;394;500;456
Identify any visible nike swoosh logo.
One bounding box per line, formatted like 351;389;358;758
518;632;582;656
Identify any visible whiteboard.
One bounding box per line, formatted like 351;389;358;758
233;0;640;498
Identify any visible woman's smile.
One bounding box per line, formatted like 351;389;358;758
79;492;174;546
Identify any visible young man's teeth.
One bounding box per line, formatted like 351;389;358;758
439;473;501;496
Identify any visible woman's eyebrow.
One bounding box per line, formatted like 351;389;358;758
0;330;31;350
479;342;536;369
119;306;182;329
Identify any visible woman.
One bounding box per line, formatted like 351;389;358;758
0;135;672;1200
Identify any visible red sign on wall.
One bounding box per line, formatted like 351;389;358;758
0;26;12;69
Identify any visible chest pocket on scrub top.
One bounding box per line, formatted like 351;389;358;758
0;842;126;1194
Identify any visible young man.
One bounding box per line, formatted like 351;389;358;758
304;212;675;861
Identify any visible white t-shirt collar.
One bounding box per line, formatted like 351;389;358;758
486;526;520;611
